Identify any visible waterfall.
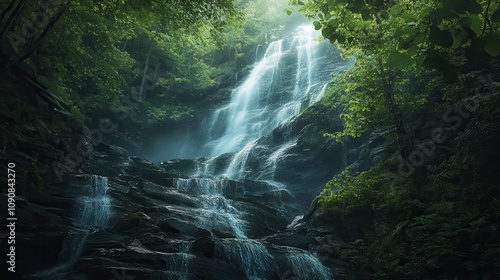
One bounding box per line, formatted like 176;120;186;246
284;252;332;279
74;175;111;229
216;239;274;280
175;178;230;195
205;25;331;157
224;139;259;179
174;178;247;238
34;175;111;279
161;241;194;280
166;24;345;280
255;44;261;63
259;139;298;180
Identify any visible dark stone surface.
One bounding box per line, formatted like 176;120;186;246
0;87;377;280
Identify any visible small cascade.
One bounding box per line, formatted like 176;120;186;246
175;178;229;195
74;176;111;229
192;158;203;177
200;195;247;238
284;252;332;279
287;214;304;229
310;83;329;105
174;178;247;238
162;241;193;280
34;175;111;279
216;239;274;280
258;139;298;180
224;139;258;179
255;44;261;63
256;180;291;205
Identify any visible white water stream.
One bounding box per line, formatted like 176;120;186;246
35;175;111;279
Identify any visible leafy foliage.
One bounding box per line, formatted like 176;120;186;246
292;1;500;278
292;0;500;153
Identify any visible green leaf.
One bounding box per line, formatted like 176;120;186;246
321;26;333;38
451;30;470;48
429;27;453;48
491;9;500;22
429;7;455;20
423;50;443;70
459;16;473;28
464;14;483;34
380;11;390;20
313;21;322;30
484;33;500;57
351;0;365;10
453;0;482;14
337;34;346;43
466;38;485;60
386;51;412;68
327;18;339;28
347;4;361;13
361;8;371;21
390;4;404;16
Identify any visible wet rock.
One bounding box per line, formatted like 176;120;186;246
129;156;160;170
138;168;178;185
160;158;200;176
212;229;236;239
191;237;216;258
263;229;317;250
157;218;211;238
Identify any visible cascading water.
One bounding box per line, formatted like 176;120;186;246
205;25;333;158
74;175;111;229
34;175;111;279
161;241;194;280
284;251;332;279
259;139;298;180
174;178;247;238
216;239;274;280
165;24;348;279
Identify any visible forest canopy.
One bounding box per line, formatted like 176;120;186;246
1;0;299;146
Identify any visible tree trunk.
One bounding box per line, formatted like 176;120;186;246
121;39;128;52
140;43;154;97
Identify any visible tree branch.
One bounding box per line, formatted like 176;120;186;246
0;0;18;23
482;0;491;36
14;0;72;65
0;0;26;41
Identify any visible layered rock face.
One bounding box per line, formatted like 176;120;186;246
0;24;377;280
2;143;369;280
